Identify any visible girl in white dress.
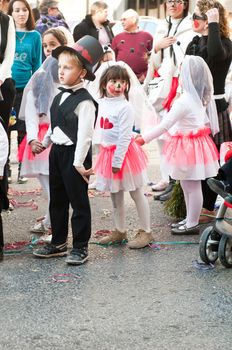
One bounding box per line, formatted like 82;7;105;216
92;63;156;248
137;55;220;235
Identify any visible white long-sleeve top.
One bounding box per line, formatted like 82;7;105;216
143;92;209;143
42;82;96;168
25;88;58;143
0;122;8;176
96;96;134;168
143;16;195;92
0;16;15;83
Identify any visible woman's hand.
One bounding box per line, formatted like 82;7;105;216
75;166;94;184
206;8;219;23
135;136;145;146
112;167;120;174
154;36;176;53
30;140;45;154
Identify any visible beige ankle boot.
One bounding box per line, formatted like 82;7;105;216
127;229;153;249
99;229;127;244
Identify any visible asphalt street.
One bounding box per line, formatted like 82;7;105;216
1;135;232;350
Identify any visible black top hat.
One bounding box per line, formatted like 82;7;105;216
52;35;104;81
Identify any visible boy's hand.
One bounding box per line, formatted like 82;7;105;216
30;140;45;154
135;136;145;146
75;166;94;184
112;167;120;174
0;176;3;180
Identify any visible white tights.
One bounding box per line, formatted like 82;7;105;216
180;180;203;228
110;188;150;233
37;174;50;227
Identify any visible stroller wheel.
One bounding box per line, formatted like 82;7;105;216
218;235;232;268
199;226;219;264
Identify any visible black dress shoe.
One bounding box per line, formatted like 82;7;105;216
171;224;199;235
0;247;3;261
154;182;174;201
159;191;172;202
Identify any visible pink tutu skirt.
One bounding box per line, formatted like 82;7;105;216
94;139;148;193
19;123;51;177
162;128;219;180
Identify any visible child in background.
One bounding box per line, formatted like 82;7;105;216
33;36;103;265
137;55;220;235
92;64;153;249
8;0;42;184
19;27;74;240
0;118;9;260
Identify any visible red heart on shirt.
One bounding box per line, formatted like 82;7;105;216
100;117;113;129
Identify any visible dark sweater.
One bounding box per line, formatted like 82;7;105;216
73;14;114;43
186;22;232;96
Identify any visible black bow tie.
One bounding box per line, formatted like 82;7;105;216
59;87;74;94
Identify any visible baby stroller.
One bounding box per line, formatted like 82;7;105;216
199;190;232;268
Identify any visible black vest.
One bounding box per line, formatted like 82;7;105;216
50;88;96;144
0;12;10;64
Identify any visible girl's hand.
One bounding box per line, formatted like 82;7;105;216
30;140;45;154
154;36;176;53
135;136;145;146
206;8;219;23
0;176;3;180
112;167;120;174
75;166;94;184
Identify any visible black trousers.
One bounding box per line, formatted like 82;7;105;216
49;144;91;249
0;78;16;130
0;167;9;248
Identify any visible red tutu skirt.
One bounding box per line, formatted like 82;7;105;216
162;128;219;180
94;139;148;193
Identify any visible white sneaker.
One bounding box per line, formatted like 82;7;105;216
151;180;169;192
30;221;49;234
88;181;97;190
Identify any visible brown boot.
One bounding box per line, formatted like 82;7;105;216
99;229;127;244
199;208;216;224
127;229;153;249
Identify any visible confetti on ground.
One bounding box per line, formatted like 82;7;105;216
8;188;42;196
9;199;38;210
90;239;128;247
4;240;44;255
144;192;153;197
101;209;111;218
192;260;215;271
88;190;110;198
47;273;81;284
93;229;111;238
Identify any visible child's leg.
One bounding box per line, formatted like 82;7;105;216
180;180;203;227
129;188;150;232
110;190;126;232
98;191;127;244
49;146;70;246
37;174;50;228
127;188;152;249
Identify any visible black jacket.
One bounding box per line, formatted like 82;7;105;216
73;14;114;44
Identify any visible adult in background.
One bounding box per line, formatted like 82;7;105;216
73;1;113;46
111;9;153;83
143;0;195;197
8;0;42;184
35;0;69;36
186;0;232;223
0;0;16;130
